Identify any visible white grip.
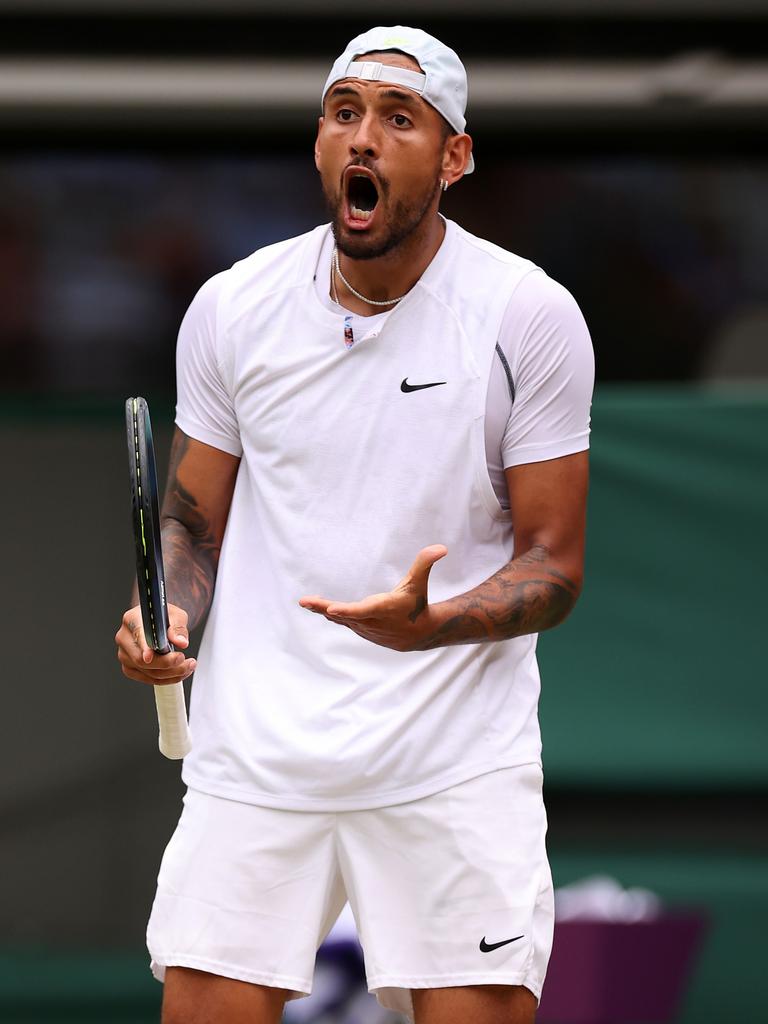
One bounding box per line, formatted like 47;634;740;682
153;682;192;760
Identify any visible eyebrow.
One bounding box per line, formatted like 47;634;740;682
326;85;361;102
378;88;420;108
326;84;421;109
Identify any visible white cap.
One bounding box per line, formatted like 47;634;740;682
322;25;474;175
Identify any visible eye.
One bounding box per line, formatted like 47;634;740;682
390;113;412;128
337;108;357;123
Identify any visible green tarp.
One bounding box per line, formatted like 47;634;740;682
539;388;768;788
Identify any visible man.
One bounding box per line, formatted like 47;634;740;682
115;25;593;1024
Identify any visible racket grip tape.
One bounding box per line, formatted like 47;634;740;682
153;682;192;760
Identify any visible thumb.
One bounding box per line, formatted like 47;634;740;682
170;624;190;648
168;606;190;649
406;545;448;590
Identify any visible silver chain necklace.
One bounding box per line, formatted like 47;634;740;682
332;246;407;308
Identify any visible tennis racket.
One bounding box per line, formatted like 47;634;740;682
126;396;192;760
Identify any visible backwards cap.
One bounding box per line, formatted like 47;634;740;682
322;25;474;175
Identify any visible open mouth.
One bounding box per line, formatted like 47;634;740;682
346;173;379;222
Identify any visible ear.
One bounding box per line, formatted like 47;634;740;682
441;133;473;187
314;116;324;171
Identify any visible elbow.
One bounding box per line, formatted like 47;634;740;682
538;589;577;633
555;586;581;629
542;564;584;632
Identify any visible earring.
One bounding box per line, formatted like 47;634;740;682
440;178;449;192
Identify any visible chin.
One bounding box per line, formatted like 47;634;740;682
328;184;438;262
336;232;389;261
333;219;407;262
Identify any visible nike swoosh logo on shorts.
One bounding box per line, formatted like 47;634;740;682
479;935;524;953
400;378;446;392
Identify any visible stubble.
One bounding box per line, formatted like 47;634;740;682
322;159;442;261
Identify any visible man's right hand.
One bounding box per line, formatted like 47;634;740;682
115;604;196;686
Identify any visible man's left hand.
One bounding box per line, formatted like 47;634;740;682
299;545;447;652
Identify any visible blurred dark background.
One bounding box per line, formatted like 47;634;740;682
0;2;766;1022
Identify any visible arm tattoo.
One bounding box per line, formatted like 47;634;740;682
159;432;222;629
408;595;427;624
418;544;580;650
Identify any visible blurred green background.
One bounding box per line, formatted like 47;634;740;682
2;390;765;1022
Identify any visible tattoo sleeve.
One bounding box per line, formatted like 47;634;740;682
417;544;580;650
158;432;223;630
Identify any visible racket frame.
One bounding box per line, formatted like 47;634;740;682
126;396;172;655
125;396;191;760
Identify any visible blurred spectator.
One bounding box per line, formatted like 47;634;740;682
1;155;766;394
0;199;43;388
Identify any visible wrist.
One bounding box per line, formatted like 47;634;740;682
411;599;454;651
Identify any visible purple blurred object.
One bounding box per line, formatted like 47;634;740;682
538;913;708;1024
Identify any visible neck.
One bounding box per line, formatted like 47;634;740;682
332;212;445;316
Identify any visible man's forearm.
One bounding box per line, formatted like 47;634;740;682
159;517;217;629
129;519;217;629
416;543;580;650
158;429;226;630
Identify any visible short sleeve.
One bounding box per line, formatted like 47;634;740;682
499;270;594;468
175;272;243;457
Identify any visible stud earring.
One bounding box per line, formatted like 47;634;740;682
440;178;449;192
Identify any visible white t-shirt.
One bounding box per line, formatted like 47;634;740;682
187;225;594;508
175;219;594;810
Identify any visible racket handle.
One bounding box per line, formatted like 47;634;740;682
153;682;192;760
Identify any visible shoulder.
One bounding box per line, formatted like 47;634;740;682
499;268;594;387
450;221;540;290
508;267;585;317
229;225;326;280
429;221;591;349
426;221;542;325
449;223;588;320
502;269;591;351
453;221;538;274
209;224;329;324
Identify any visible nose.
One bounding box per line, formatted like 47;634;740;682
349;111;380;160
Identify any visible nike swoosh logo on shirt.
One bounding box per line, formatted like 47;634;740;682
479;935;525;953
401;378;446;392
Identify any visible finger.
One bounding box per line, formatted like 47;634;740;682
299;596;334;613
120;665;159;685
118;649;196;679
150;650;189;671
121;663;196;686
122;611;154;663
405;544;448;589
118;648;195;674
144;661;197;681
118;646;187;672
325;599;379;619
115;627;152;664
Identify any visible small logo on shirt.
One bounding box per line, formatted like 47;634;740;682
344;315;355;349
479;935;524;953
400;378;446;393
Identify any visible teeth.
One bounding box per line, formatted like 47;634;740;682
350;206;372;220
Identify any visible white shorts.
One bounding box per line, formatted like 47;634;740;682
147;764;554;1019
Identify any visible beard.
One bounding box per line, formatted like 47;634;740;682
322;162;441;261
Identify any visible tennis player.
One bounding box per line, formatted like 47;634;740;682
115;25;593;1024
